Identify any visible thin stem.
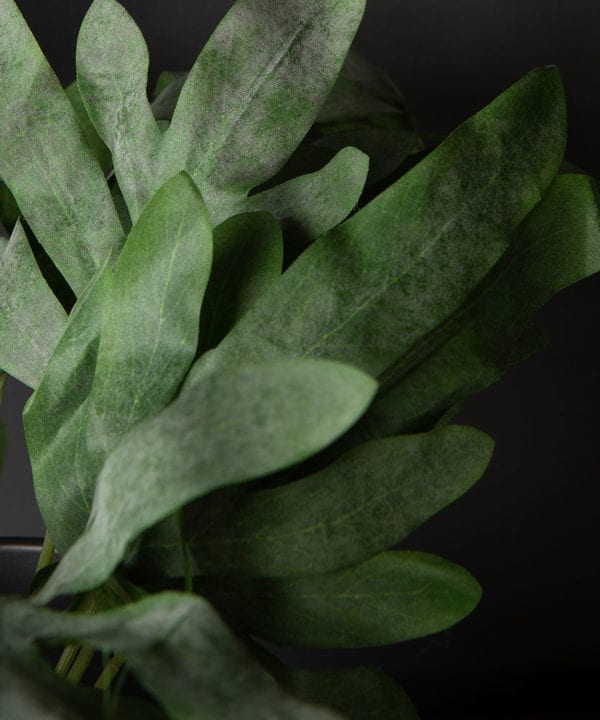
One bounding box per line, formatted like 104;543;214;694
55;644;80;677
35;530;56;574
94;654;124;690
66;646;95;684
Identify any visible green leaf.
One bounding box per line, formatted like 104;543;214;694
199;550;481;648
161;0;366;224
24;173;212;553
0;221;67;389
1;594;342;720
0;181;19;232
240;148;369;256
0;652;168;720
24;265;112;552
0;0;124;294
185;67;566;390
37;359;377;602
354;172;600;440
278;666;420;720
77;0;164;222
199;212;282;353
151;71;187;104
64;81;112;173
169;425;491;578
87;171;212;480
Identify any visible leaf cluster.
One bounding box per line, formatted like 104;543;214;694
0;0;599;718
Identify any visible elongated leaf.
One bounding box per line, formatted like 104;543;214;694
64;81;112;172
24;266;112;552
77;0;164;221
172;425;491;578
354;172;600;440
199;212;282;353
199;550;481;648
151;71;187;103
161;0;366;223
0;221;67;388
38;359;377;602
278;666;420;720
1;594;342;720
0;0;124;294
240;148;369;255
24;174;212;553
87;172;212;479
185;67;566;390
0;652;167;720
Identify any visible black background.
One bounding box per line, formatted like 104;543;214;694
1;1;599;717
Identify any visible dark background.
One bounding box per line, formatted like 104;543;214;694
1;1;599;717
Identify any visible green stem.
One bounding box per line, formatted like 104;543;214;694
55;644;80;677
94;654;124;690
35;530;56;574
66;646;95;684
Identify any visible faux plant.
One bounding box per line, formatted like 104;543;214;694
0;0;599;718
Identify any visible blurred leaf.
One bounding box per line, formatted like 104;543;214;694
151;71;186;104
199;212;282;353
0;0;124;294
185;68;566;390
199;551;481;648
38;359;377;602
354;172;600;440
77;0;163;222
0;221;67;388
1;594;342;720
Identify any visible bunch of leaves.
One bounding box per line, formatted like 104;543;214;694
0;0;599;718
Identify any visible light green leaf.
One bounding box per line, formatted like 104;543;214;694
199;550;481;648
64;81;112;172
24;265;112;552
1;594;342;720
185;67;566;390
24;173;212;553
169;425;491;578
354;172;600;440
77;0;164;222
199;212;282;353
277;665;420;720
0;221;67;389
161;0;366;224
240;148;369;256
0;0;124;294
37;359;377;602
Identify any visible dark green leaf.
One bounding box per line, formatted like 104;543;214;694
185;67;566;390
278;666;420;720
199;212;282;353
199;550;481;648
0;0;124;294
151;71;186;104
38;359;377;602
0;181;19;232
0;221;67;388
1;594;342;720
77;0;164;221
354;172;600;440
64;81;112;172
161;0;366;224
241;148;369;254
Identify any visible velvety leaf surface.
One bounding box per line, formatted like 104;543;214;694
25;174;212;552
24;265;112;552
139;425;492;579
199;550;481;648
199;212;282;353
278;666;420;720
64;81;112;173
0;0;124;294
185;67;566;389
161;0;366;223
77;0;164;221
1;595;342;720
37;360;377;602
354;172;600;439
240;148;369;254
0;221;67;389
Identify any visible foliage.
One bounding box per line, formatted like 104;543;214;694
0;0;599;718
